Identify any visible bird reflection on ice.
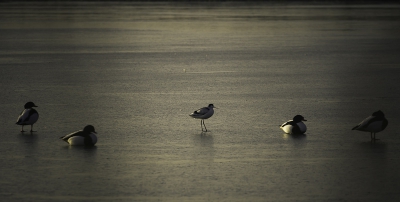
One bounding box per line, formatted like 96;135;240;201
358;141;387;155
282;133;308;150
194;133;214;149
192;133;215;162
18;132;39;144
282;133;307;140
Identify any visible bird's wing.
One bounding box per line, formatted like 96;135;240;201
352;116;375;130
194;107;210;115
280;120;294;128
16;109;29;124
60;131;83;142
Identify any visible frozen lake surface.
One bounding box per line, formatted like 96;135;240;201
1;2;400;201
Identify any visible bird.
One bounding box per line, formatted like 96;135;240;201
16;102;39;132
352;110;388;141
60;125;97;146
189;104;215;132
280;115;307;134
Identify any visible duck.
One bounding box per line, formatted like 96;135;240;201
352;110;388;141
280;115;307;134
16;102;39;132
189;104;215;132
60;125;97;146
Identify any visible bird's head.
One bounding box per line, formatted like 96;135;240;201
293;115;306;122
24;102;38;109
83;125;96;133
372;110;385;118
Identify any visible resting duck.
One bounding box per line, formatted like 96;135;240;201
280;115;307;134
60;125;97;146
352;110;388;141
16;102;39;132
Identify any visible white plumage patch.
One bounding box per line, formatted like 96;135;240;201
280;122;294;134
63;132;97;146
68;136;86;146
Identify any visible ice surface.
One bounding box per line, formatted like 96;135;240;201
1;2;400;201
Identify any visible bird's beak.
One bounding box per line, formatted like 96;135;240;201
303;119;307;121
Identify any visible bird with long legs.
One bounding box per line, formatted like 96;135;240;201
189;104;215;132
16;102;39;132
352;110;388;141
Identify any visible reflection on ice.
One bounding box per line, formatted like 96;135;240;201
282;133;307;140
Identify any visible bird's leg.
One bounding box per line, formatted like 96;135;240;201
30;125;36;133
373;133;379;141
201;120;207;132
203;120;208;132
21;125;25;132
371;132;379;141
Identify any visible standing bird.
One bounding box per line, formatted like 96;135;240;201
60;125;97;146
189;104;215;132
16;102;39;132
352;110;388;141
280;115;307;134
